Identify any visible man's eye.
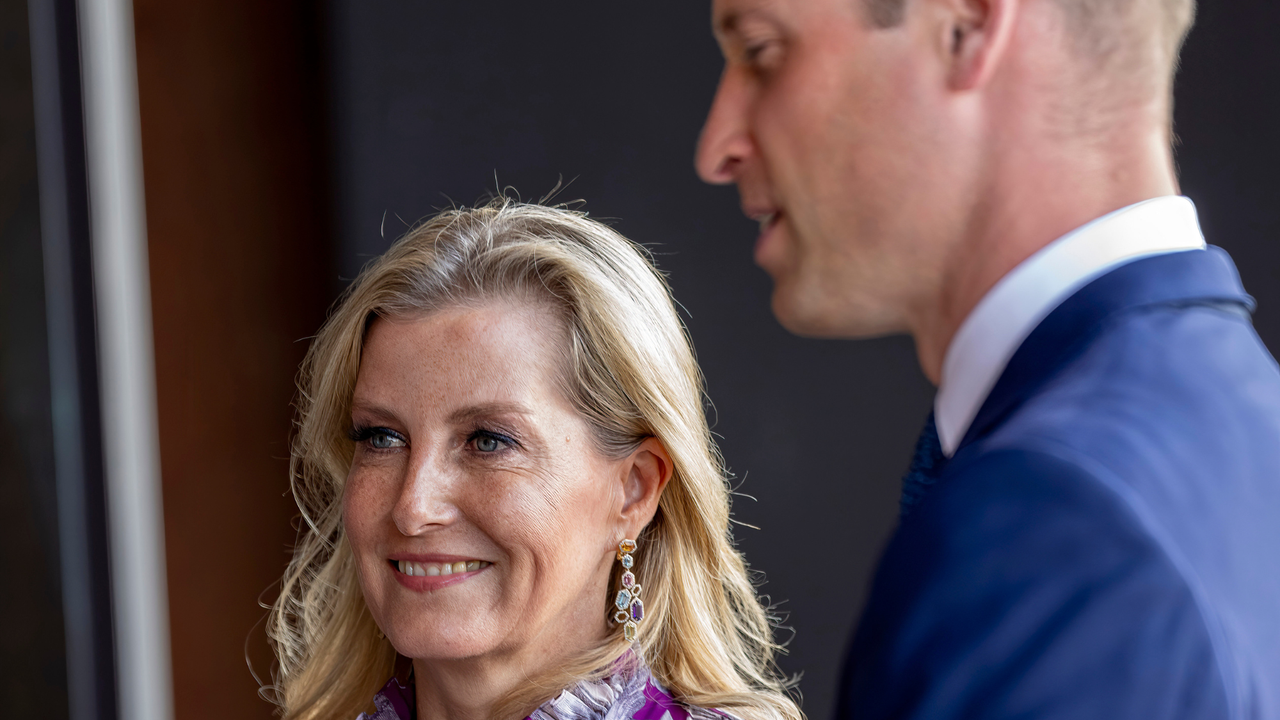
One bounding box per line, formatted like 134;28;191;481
476;436;500;452
742;40;781;72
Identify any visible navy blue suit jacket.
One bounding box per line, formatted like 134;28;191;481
837;248;1280;719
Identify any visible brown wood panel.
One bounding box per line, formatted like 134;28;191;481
132;2;332;718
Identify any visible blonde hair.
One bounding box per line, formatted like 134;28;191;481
267;199;802;720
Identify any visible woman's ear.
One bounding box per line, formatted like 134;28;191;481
939;0;1018;91
618;437;673;537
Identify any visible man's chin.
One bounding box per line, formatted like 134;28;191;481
770;286;843;338
770;283;903;340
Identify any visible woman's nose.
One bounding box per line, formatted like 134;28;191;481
696;68;755;185
390;455;459;536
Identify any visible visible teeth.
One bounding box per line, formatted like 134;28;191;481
396;560;490;577
757;212;776;231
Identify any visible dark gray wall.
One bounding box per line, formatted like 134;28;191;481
1175;1;1280;348
322;2;1279;718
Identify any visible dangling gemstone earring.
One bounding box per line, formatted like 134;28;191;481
613;538;643;643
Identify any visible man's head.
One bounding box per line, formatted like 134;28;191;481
696;0;1195;344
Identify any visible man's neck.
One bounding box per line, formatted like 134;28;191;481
911;128;1180;385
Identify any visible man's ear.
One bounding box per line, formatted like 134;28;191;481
940;0;1018;90
618;437;673;538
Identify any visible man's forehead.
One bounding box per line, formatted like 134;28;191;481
712;0;784;40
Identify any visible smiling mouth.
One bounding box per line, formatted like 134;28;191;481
391;559;491;577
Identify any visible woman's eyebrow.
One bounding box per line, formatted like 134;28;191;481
447;402;532;425
349;401;402;425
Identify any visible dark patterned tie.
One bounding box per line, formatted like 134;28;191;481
899;411;947;517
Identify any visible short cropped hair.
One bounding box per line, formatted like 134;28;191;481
864;0;1197;78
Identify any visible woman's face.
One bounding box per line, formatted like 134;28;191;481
343;302;628;666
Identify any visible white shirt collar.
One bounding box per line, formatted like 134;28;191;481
934;196;1207;456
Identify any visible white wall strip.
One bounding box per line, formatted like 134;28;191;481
76;0;174;719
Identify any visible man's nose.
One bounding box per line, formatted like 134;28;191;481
696;68;754;185
391;453;459;536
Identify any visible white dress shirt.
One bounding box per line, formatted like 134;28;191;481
935;196;1208;456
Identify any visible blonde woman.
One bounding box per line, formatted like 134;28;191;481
267;199;802;720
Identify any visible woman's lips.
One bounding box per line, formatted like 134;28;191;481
388;556;491;591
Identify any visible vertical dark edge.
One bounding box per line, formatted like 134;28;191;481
28;0;119;718
304;0;343;301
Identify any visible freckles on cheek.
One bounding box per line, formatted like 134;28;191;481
343;473;389;550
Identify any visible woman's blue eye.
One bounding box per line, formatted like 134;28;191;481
348;425;406;450
475;435;501;452
370;431;401;449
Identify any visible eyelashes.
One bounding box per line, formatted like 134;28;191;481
349;425;407;450
744;42;770;64
348;425;378;442
468;428;517;453
347;424;520;453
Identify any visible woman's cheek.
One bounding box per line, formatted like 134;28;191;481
343;471;388;553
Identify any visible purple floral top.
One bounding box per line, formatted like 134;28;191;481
357;659;732;720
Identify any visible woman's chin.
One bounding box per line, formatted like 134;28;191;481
376;595;506;661
387;628;499;662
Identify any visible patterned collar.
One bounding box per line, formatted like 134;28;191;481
358;658;729;720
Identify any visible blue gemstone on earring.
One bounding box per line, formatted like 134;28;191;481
621;554;633;569
615;590;631;610
630;598;644;622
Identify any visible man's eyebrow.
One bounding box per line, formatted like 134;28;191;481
715;10;742;38
447;402;532;425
